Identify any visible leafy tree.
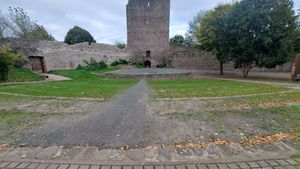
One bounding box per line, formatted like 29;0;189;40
28;24;55;41
170;35;186;46
115;41;126;49
185;11;205;48
0;44;23;81
64;26;96;45
196;4;234;75
0;7;55;40
228;0;299;77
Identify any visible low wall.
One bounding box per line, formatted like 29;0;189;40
0;38;130;71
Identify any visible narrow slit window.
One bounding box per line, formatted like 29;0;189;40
148;2;150;7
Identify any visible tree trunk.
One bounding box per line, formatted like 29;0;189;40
242;63;252;78
220;62;224;75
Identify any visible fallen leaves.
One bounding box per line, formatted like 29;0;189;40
168;133;300;150
241;133;300;146
0;144;10;149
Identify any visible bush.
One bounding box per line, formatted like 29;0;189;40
131;62;145;68
115;42;127;49
79;58;107;71
0;44;23;81
111;59;129;66
156;58;171;68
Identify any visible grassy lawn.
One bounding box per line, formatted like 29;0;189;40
148;79;290;98
0;68;44;83
0;68;137;99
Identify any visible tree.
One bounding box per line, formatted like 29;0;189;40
64;26;96;45
115;41;126;49
170;35;186;46
228;0;299;77
195;4;234;75
28;24;55;41
0;44;23;81
0;7;54;40
185;11;205;48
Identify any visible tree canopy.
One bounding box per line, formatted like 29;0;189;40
0;7;55;41
170;35;186;46
193;0;300;77
64;26;96;45
196;4;234;75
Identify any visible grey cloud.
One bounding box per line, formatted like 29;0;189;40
0;0;299;44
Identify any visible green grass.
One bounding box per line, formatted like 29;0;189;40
0;68;45;83
148;79;289;98
0;68;137;99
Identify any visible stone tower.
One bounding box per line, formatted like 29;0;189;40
126;0;170;67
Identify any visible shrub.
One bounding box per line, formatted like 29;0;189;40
111;59;129;66
157;58;171;68
131;62;144;68
81;58;107;71
0;44;23;81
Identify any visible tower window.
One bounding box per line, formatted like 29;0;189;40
147;2;150;7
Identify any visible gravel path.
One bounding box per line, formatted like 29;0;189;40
21;80;186;148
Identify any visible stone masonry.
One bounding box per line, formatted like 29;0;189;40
127;0;170;67
0;38;130;71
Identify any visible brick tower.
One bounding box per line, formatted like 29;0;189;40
126;0;170;67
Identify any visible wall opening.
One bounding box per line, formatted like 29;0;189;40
29;56;47;73
144;60;151;68
146;50;151;58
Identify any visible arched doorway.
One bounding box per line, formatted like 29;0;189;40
144;60;151;68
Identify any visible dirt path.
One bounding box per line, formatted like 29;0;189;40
19;80;192;148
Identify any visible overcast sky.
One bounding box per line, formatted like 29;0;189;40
0;0;299;44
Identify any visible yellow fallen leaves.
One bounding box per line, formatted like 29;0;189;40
241;133;300;146
0;144;10;149
169;133;300;149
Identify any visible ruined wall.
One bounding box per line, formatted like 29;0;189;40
170;45;231;70
0;38;130;71
170;45;292;72
127;0;170;66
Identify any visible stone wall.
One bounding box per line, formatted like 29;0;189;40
0;38;292;73
127;0;170;66
0;38;130;71
170;45;292;72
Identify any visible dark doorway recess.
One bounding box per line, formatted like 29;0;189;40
29;56;47;73
144;60;151;68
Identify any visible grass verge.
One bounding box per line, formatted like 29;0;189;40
148;79;289;98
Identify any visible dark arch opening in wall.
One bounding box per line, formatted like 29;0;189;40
29;56;47;73
144;60;151;68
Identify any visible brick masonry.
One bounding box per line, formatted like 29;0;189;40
0;158;299;169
